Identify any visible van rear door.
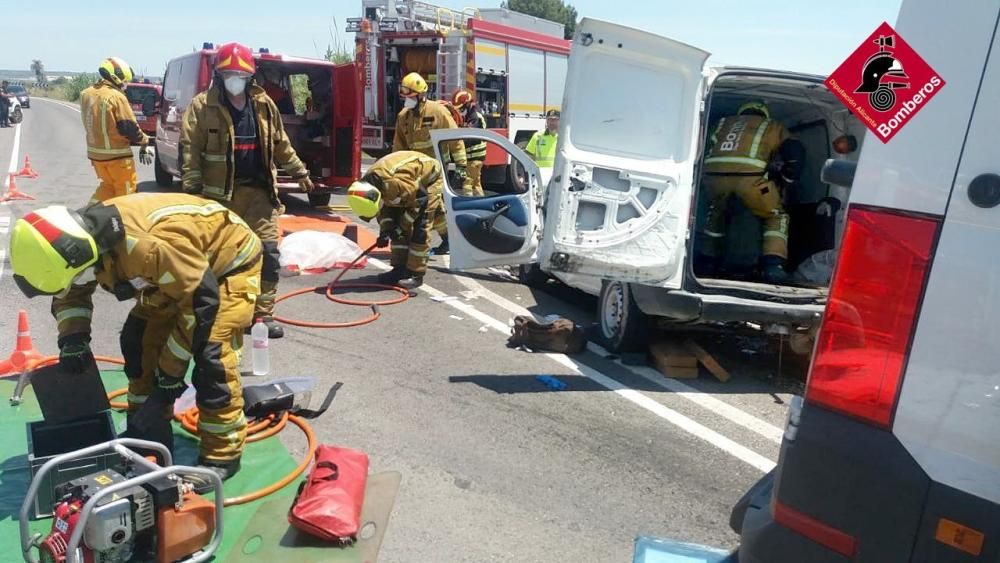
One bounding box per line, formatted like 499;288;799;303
331;62;362;187
539;19;709;289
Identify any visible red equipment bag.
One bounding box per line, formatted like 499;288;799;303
288;445;370;542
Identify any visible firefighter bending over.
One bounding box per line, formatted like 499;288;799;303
10;193;263;489
347;151;446;290
80;57;153;204
393;72;465;255
697;100;804;283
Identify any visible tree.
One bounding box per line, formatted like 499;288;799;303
501;0;577;39
30;59;46;84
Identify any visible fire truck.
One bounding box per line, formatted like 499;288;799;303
348;0;570;182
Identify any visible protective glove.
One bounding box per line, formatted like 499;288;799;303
815;197;842;218
298;176;315;193
58;333;95;374
138;145;155;166
376;233;391;248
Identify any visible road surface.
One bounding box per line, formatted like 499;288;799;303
0;98;794;562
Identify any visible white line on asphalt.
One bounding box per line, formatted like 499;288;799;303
3;123;22;192
0;216;10;234
34;97;81;112
0;249;5;281
448;272;785;445
368;257;777;472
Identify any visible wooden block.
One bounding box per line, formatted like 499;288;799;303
658;365;700;379
649;339;698;368
684;339;731;383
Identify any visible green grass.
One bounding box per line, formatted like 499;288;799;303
28;73;97;102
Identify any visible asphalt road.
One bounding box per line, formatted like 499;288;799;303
0;99;794;562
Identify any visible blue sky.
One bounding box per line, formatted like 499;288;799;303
9;0;902;77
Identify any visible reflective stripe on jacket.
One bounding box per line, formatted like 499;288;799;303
80;80;149;161
703;115;789;175
393;100;467;165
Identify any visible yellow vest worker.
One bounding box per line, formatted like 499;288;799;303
10;193;262;488
525;109;560;168
699;100;798;283
347;151;444;289
80;57;153;204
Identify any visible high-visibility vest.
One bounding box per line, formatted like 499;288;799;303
526;130;558;168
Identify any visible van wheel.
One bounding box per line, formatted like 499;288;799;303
10;108;22;124
154;151;173;187
599;280;649;353
517;263;549;287
308;193;332;207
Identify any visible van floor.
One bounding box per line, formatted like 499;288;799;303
696;276;828;300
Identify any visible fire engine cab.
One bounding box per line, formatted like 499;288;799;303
349;0;569;184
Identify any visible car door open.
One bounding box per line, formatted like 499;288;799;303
431;129;543;270
540;18;710;289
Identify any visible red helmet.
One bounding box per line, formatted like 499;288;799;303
452;89;473;109
215;42;256;74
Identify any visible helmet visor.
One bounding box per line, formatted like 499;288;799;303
13;274;59;298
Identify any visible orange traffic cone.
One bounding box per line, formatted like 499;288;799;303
0;310;45;377
0;173;35;203
15;155;38;179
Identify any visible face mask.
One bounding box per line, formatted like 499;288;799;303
224;76;248;96
403;97;418;109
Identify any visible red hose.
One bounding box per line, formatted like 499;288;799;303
273;242;410;328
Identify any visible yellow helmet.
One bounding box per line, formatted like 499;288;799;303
738;100;770;119
400;72;428;97
347;181;382;221
9;206;99;298
98;57;134;89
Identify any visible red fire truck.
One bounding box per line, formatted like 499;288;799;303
348;0;570;182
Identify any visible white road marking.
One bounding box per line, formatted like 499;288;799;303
0;216;10;234
3;123;22;193
448;271;785;444
369;257;777;472
34;97;81;113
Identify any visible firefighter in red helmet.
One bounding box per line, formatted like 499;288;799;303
452;89;487;196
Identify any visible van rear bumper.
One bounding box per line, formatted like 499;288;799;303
630;285;825;326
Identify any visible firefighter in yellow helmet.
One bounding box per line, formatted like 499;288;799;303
79;57;153;204
181;42;314;339
697;100;805;283
392;72;465;255
452;89;487;197
10;193;263;490
347;151;445;289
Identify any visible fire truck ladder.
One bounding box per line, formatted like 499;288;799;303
437;37;465;102
368;1;480;33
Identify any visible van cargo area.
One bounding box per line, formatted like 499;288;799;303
691;72;865;298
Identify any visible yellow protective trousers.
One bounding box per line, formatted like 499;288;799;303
384;194;443;275
222;184;282;318
701;174;789;259
122;261;261;462
90;158;137;203
463;159;485;197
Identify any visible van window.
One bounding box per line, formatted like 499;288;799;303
178;57;201;107
163;61;181;100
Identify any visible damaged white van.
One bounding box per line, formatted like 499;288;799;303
432;18;866;353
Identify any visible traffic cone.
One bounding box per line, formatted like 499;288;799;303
15;155;38;179
0;310;45;377
0;173;35;203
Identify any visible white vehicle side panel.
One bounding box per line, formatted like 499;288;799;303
893;4;1000;504
508;45;546;119
473;39;507;74
544;52;567;112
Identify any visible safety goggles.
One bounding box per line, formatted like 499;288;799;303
219;70;253;81
399;86;419;97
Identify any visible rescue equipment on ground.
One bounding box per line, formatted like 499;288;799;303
288;445;370;543
508;315;587;354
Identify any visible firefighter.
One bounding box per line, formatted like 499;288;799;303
180;42;314;339
79;57;153;204
10;193;263;489
392;72;465;255
346;151;445;289
452;89;487;197
525;109;560;168
697;100;804;283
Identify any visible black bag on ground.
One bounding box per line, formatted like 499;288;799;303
507;315;586;354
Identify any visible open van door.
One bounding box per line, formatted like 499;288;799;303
331;62;362;186
431;129;543;270
540;19;710;288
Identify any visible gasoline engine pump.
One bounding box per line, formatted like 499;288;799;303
20;439;224;563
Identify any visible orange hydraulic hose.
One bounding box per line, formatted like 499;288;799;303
273;242;411;328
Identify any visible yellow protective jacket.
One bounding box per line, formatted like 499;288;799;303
80;80;149;161
53;193;262;387
703;115;789;175
180;84;309;202
462;107;488;161
393;99;466;166
365;151;444;212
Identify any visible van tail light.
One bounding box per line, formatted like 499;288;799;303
806;205;940;428
773;500;858;557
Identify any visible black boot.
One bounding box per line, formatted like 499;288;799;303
377;266;407;285
184;457;242;495
121;417;174;466
760;256;789;284
397;274;424;290
432;237;449;256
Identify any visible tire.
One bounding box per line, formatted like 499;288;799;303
598;280;649;353
517;263;549;287
154;151;173;187
10;108;22;124
308;193;332;207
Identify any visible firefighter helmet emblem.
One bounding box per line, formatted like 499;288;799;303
854;35;911;112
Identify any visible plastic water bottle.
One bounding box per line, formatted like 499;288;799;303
251;319;270;376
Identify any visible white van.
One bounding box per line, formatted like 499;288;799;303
432;18;866;354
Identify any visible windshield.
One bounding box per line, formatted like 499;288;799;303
7;85;26;94
125;87;158;107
